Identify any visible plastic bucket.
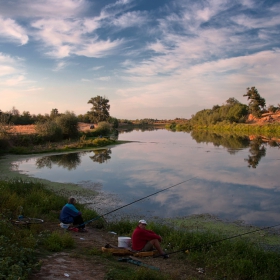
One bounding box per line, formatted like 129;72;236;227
118;237;131;248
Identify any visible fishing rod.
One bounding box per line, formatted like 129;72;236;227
154;223;280;258
78;176;197;227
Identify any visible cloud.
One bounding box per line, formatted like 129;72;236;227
0;0;88;18
97;76;111;81
0;17;28;45
76;38;124;58
91;66;104;71
53;61;67;71
31;17;124;58
112;11;148;28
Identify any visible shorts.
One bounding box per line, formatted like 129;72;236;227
140;241;154;252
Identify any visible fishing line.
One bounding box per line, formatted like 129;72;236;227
78;176;198;227
154;223;280;257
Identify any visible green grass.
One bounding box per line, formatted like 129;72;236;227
1;179;280;280
0;179;103;280
105;217;280;280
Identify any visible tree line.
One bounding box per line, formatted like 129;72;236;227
189;87;279;126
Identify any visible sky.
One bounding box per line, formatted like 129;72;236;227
0;0;280;120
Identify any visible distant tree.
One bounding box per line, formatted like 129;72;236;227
212;105;220;111
35;120;63;141
87;96;110;123
55;111;79;138
20;111;33;124
50;108;59;119
243;87;266;117
77;113;91;123
0;112;13;138
267;105;278;113
108;116;119;128
226;97;240;106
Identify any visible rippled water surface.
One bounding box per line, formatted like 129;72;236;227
12;129;280;227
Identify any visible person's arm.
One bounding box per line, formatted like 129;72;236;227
66;204;81;217
143;229;162;242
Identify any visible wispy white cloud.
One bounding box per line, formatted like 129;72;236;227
97;76;111;81
112;11;148;28
0;17;28;45
53;61;68;71
91;66;104;71
0;0;88;18
76;38;124;58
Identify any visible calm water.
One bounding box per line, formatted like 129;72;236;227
12;129;280;227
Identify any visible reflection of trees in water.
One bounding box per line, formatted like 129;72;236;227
36;153;81;170
110;129;119;140
89;149;112;164
245;137;266;168
191;131;250;154
118;126;164;134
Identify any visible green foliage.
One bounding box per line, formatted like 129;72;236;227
190;100;248;126
43;231;75;252
55;111;79;138
108;116;119;128
35;120;63;141
105;218;280;280
0;178;103;279
267;105;279;113
50;108;59;119
97;121;112;134
106;219;135;235
105;266;170;280
0;113;13;139
88;95;110;123
243;86;266;117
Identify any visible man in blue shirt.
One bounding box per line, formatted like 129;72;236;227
60;197;87;232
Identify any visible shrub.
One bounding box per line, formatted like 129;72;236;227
43;231;75;252
35;120;63;141
55;111;79;138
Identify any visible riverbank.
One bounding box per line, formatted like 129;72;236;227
1;174;280;279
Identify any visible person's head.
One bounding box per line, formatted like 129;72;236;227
68;197;76;204
138;219;147;229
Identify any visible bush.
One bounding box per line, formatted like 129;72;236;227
43;231;74;252
55;111;79;138
96;121;112;135
35;120;63;141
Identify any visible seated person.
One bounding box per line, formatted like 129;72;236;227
59;197;87;232
131;219;169;259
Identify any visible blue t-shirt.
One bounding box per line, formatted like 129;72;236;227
59;203;81;224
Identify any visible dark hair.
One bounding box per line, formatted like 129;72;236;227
68;197;76;204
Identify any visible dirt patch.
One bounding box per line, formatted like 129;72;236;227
30;225;207;280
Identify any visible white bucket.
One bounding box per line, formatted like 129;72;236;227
118;237;131;248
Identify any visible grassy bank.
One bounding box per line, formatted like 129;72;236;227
1;179;280;279
0;179;103;280
167;122;280;138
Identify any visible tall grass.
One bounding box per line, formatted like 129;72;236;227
105;220;280;279
0;179;102;280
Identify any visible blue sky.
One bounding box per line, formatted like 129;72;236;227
0;0;279;119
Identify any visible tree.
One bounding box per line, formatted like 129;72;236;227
87;96;110;123
243;87;266;118
55;111;79;138
108;116;119;128
225;97;240;106
50;108;59;119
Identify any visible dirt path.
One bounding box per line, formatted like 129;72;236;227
30;225;207;280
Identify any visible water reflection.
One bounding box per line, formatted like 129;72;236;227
34;132;276;170
89;149;112;164
11;129;280;227
244;137;266;168
191;130;250;154
36;153;82;170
